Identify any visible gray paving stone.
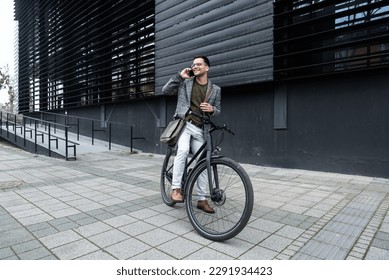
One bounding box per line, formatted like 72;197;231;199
88;229;130;248
52;221;79;231
128;208;160;220
2;255;19;260
119;220;156;237
235;227;271;244
135;228;177;247
299;240;348;260
0;228;35;247
276;225;305;240
208;238;254;258
161;219;193;236
76;202;105;212
12;239;42;254
74;221;113;237
0;219;22;231
31;226;59;238
93;212;116;221
333;213;370;227
105;238;151;259
239;245;278;260
74;216;99;226
86;208;109;216
181;231;214;246
18;213;53;226
260;234;293;252
76;250;116;260
365;246;389;260
110;208;131;216
324;221;364;237
185;247;234;260
39;230;83;249
313;230;357;249
292;252;321;260
66;212;90;221
10;207;45;219
375;231;389;242
248;218;283;233
299;217;318;230
0;247;15;259
18;246;52;260
157;237;203;259
130;248;176;260
48;217;73;227
50;208;81;219
51;239;99;259
101;205;122;213
119;203;143;212
103;214;137;228
372;232;389;250
4;203;37;213
144;213;177;227
262;209;290;222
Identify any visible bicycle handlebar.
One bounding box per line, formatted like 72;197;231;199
188;111;235;136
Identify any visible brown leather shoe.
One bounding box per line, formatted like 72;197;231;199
171;188;184;202
197;200;215;214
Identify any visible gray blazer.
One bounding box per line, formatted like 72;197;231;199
162;73;221;119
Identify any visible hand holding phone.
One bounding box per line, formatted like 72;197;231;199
180;68;194;79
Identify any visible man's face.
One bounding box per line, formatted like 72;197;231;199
191;58;209;77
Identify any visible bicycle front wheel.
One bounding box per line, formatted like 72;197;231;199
186;157;254;241
160;146;176;207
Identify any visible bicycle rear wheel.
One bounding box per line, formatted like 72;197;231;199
186;157;254;241
160;146;177;207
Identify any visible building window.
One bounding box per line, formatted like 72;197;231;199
273;0;389;80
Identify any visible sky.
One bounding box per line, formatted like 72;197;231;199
0;0;16;104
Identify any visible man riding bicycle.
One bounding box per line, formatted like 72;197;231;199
162;55;221;213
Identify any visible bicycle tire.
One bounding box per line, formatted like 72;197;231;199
186;157;254;241
160;146;177;207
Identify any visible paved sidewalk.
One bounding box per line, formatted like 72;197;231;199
1;139;389;260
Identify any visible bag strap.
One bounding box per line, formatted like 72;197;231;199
203;84;214;103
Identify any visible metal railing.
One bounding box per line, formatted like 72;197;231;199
1;110;77;160
28;111;144;152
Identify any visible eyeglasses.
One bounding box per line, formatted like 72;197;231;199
191;63;207;68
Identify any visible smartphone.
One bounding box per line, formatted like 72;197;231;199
188;69;194;77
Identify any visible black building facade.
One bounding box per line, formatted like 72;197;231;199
14;0;389;178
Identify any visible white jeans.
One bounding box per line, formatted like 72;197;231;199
172;122;207;200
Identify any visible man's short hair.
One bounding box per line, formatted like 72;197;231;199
194;55;210;67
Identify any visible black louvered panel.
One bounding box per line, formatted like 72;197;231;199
15;0;155;113
155;0;274;93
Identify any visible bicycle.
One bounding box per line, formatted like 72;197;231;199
160;113;254;241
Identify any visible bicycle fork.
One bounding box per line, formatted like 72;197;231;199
205;128;226;204
205;129;214;191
